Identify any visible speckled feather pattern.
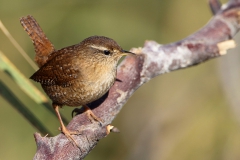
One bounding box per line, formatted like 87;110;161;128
30;36;123;106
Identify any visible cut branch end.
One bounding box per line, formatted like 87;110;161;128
217;40;236;55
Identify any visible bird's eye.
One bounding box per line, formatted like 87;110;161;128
103;50;111;55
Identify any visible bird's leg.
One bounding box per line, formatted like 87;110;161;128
72;105;103;125
53;103;80;148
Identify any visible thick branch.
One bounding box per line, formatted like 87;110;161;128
33;0;240;159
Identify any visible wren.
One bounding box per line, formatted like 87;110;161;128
20;15;134;147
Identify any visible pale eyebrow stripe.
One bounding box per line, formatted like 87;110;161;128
90;45;108;51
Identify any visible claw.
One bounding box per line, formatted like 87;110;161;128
72;108;84;118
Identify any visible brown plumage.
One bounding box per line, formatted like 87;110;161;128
20;15;55;67
20;15;134;147
30;36;129;107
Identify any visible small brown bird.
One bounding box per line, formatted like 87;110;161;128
20;15;134;147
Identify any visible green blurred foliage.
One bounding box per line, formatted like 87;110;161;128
1;0;240;160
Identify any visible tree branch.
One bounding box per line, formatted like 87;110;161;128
33;0;240;159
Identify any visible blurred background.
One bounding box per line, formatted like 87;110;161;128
1;0;240;159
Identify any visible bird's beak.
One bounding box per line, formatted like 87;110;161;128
121;50;135;56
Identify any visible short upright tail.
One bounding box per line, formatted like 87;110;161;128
20;15;55;67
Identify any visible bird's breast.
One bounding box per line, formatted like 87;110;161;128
42;64;116;107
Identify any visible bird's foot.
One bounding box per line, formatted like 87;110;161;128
72;105;104;126
72;108;84;117
84;106;103;125
59;126;81;148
